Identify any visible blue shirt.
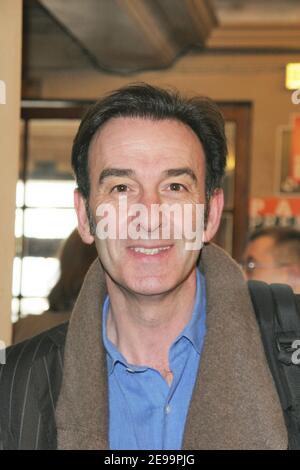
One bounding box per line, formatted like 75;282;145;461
102;269;206;450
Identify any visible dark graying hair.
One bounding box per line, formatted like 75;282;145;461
249;226;300;266
71;83;227;207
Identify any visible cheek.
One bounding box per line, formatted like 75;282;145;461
161;203;204;239
253;269;284;284
94;238;122;272
176;243;200;265
271;269;289;283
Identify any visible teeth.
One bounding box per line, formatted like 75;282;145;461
132;246;170;255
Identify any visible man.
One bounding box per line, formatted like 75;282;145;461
242;226;300;292
0;84;287;450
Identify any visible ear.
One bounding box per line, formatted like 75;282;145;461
74;189;94;244
203;189;224;243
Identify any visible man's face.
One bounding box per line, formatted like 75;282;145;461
75;117;223;296
243;235;289;283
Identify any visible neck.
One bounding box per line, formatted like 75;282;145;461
105;269;197;372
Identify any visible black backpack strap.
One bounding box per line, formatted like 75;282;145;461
248;281;292;409
248;280;300;449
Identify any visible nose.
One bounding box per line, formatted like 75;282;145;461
132;191;162;236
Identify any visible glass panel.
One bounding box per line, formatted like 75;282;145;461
21;256;60;297
20;298;49;317
24;208;77;239
224;122;236;210
13;117;81;321
15;209;23;238
25;180;76;208
16;180;24;208
12;299;20;323
12;257;21;297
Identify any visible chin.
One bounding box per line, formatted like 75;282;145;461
123;273;177;297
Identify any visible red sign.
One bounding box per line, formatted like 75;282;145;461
250;197;300;229
250;197;300;217
290;116;300;183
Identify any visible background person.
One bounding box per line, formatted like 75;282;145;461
242;226;300;292
13;229;97;343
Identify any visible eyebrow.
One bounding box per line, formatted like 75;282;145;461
163;167;198;183
99;168;134;184
98;167;198;185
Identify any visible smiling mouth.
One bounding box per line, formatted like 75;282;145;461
129;246;172;256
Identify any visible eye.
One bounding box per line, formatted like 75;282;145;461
168;183;187;192
111;184;129;193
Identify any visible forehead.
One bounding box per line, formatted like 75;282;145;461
88;117;205;169
246;236;275;259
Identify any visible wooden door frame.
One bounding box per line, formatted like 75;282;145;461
218;102;252;261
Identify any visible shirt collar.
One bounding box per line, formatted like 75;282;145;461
102;268;206;374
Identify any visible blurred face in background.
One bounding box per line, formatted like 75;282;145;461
242;235;300;292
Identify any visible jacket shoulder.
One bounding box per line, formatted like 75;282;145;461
0;322;68;449
1;321;68;376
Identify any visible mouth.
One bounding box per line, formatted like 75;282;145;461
127;245;173;257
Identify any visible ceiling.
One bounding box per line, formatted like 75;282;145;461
23;0;300;81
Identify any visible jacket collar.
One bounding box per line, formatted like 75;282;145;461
56;243;287;449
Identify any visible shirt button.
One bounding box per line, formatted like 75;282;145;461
165;405;171;414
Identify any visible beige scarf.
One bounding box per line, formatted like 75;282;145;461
56;244;287;449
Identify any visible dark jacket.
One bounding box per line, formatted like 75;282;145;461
0;322;67;449
0;244;288;449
